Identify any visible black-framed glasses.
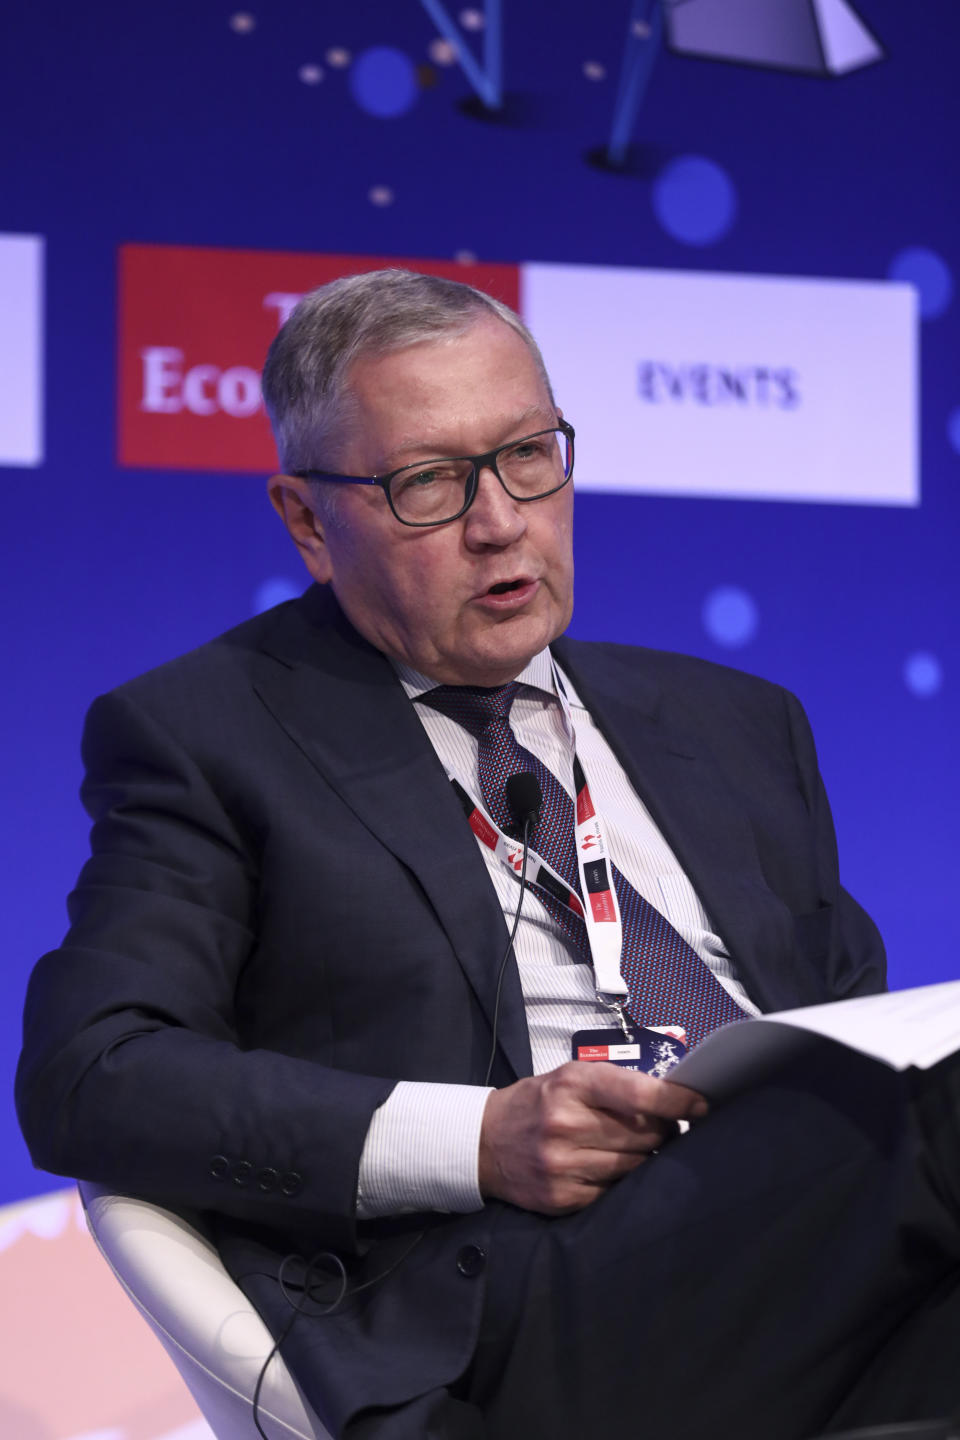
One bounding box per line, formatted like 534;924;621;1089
292;418;575;528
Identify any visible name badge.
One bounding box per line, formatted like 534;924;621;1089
571;1026;687;1076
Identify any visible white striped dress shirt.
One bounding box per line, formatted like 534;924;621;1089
356;650;757;1218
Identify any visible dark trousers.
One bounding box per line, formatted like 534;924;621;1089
339;1047;960;1439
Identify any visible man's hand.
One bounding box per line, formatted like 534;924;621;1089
478;1062;708;1215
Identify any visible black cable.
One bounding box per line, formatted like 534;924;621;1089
252;778;537;1429
250;1233;423;1438
483;813;534;1087
250;1249;344;1439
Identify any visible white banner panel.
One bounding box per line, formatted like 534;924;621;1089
0;234;44;467
522;262;917;506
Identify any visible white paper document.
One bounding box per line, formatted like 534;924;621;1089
669;980;960;1102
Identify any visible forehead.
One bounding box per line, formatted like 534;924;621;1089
343;318;555;464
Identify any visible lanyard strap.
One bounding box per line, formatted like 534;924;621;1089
450;778;586;919
550;656;628;1000
569;755;628;997
447;669;630;1004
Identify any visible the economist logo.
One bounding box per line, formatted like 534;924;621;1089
118;245;521;473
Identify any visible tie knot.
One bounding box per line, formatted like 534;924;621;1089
421;681;520;739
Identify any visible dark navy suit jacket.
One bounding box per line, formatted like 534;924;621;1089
16;584;885;1432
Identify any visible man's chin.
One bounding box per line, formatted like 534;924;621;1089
457;615;563;686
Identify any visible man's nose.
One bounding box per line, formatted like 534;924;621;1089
463;465;527;546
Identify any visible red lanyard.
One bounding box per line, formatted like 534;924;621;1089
446;662;632;1020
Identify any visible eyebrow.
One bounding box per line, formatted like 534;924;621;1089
381;405;556;469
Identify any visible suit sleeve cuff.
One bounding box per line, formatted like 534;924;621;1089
356;1080;493;1218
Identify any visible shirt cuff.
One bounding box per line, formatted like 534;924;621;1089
356;1080;494;1219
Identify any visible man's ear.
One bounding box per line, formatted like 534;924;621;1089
267;475;334;585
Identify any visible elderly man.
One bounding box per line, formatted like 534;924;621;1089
17;270;960;1440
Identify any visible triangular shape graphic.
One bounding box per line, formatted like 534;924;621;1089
810;0;883;74
418;0;502;107
667;0;827;74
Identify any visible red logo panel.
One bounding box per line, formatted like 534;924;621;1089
118;245;521;473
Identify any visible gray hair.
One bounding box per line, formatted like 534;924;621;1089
261;268;554;481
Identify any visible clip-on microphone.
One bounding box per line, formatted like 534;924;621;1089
505;772;542;835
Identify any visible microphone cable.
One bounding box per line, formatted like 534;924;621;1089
251;1231;424;1438
252;769;542;1432
483;772;542;1086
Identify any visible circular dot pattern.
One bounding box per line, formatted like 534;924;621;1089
947;406;960;456
702;586;758;647
349;46;418;118
652;155;737;247
888;247;954;320
429;37;458;65
903;652;943;698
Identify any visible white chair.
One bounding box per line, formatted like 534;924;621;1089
79;1181;332;1439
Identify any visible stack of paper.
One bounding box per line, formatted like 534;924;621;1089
670;980;960;1101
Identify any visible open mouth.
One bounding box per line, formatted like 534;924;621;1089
487;579;525;595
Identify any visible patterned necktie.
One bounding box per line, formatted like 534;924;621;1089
422;682;745;1047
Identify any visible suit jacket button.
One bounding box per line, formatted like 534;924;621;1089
279;1170;303;1196
232;1160;254;1186
257;1167;279;1193
209;1154;229;1180
456;1245;486;1278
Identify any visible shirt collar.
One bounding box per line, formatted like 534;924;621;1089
395;647;568;704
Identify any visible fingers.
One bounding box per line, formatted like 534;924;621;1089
531;1150;653;1215
506;1135;661;1215
562;1098;677;1154
551;1059;708;1125
477;1062;708;1215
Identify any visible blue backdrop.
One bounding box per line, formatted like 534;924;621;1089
2;0;957;1209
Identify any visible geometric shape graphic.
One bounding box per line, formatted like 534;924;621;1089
811;0;885;74
652;155;737;246
903;651;943;698
117;245;520;473
348;46;418;118
523;261;918;506
418;0;503;107
702;585;759;646
887;246;954;321
666;0;883;76
948;406;960;457
253;576;303;614
0;233;44;467
0;1188;206;1438
607;0;664;165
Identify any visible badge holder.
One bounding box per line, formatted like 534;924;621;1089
571;1023;688;1077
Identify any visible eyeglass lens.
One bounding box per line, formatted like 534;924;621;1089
388;428;571;525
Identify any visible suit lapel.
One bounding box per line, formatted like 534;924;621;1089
248;590;814;1067
251;587;533;1080
553;638;813;1014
